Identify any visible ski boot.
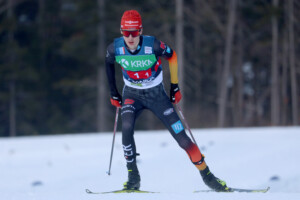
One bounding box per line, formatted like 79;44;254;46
123;162;141;190
200;166;230;192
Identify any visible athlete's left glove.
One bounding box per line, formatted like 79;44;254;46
110;92;122;108
170;83;182;104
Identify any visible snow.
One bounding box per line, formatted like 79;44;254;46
1;127;300;200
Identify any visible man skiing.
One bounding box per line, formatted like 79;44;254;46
105;9;228;192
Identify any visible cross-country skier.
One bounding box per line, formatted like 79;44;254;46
105;9;229;192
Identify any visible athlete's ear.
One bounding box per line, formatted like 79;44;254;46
120;29;123;35
139;28;143;35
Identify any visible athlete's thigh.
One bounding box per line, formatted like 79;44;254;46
121;92;144;127
148;88;184;135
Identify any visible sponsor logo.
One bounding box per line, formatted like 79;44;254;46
124;99;135;105
125;20;139;26
163;108;174;116
171;120;184;134
166;46;171;53
160;41;171;54
120;58;129;68
117;58;153;69
122;105;135;110
160;41;166;49
123;144;134;163
145;46;152;54
118;47;125;55
128;76;156;84
116;55;157;71
131;59;153;68
121;110;134;115
121;104;135;115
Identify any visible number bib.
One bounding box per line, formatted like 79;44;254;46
114;36;163;89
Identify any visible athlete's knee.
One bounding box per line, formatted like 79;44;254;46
122;119;134;134
175;133;193;150
121;106;135;132
175;134;203;163
186;142;202;163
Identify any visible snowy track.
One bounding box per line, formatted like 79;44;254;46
1;127;300;200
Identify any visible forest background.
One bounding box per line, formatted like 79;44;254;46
1;0;299;137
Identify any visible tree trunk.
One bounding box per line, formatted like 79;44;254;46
193;0;202;111
281;2;289;125
9;81;16;137
176;0;184;107
271;0;280;125
281;32;289;125
218;0;237;127
97;0;107;132
8;0;16;137
288;0;299;125
38;0;46;71
233;19;244;126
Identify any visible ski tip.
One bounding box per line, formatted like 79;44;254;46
86;189;101;194
265;186;271;192
232;186;271;193
194;186;271;193
90;189;158;194
86;189;92;193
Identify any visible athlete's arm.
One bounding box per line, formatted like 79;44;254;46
105;42;119;96
166;51;179;84
154;38;181;103
153;38;178;84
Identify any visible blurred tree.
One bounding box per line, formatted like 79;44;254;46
288;0;298;125
218;0;237;127
281;4;288;125
97;0;108;132
7;0;17;137
176;0;184;107
271;0;279;125
0;0;299;137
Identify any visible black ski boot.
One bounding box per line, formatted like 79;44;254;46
200;166;229;192
123;162;141;190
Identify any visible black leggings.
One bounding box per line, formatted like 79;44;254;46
121;84;202;165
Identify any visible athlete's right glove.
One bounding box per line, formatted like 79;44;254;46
170;83;182;104
110;92;122;108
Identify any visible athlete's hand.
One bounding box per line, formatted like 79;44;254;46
110;92;122;107
170;83;182;104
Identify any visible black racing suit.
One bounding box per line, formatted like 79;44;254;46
105;36;203;167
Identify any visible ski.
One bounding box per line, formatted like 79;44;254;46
86;189;158;194
194;186;270;193
86;186;269;194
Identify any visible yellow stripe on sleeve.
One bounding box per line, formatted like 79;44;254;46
167;50;179;84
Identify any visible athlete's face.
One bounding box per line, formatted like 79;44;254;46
121;29;142;50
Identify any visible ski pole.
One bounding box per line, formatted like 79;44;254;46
106;107;120;176
175;104;199;149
